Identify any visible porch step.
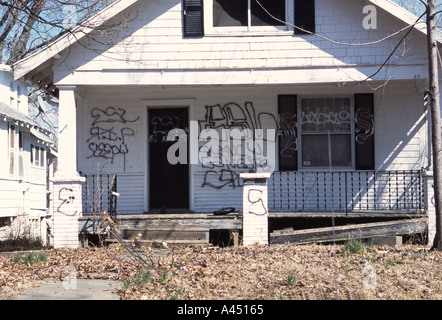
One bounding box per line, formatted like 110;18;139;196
105;238;209;247
114;227;209;242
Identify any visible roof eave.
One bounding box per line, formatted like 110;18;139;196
13;0;140;82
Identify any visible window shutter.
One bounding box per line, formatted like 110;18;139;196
183;0;204;37
294;0;315;35
278;95;298;171
354;93;375;170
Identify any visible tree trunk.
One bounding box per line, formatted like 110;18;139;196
427;0;442;250
6;0;47;64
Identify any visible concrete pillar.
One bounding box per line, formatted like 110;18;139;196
52;178;83;248
56;86;79;177
52;86;84;248
240;172;272;246
423;171;436;247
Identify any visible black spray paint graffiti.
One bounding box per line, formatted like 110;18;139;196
91;106;140;126
149;115;187;143
57;188;78;216
86;107;139;167
247;188;267;216
199;102;277;189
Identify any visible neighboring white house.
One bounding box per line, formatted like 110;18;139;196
12;0;442;248
0;64;54;246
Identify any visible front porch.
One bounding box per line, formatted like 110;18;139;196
78;169;429;246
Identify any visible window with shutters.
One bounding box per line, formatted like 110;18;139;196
207;0;288;33
278;94;375;171
299;97;353;169
184;1;316;36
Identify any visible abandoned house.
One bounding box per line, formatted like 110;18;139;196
12;0;441;248
0;64;54;246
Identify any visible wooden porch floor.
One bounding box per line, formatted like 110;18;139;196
78;210;427;247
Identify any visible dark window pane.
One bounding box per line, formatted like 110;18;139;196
251;0;285;26
301;98;351;133
19;131;23;150
213;0;247;27
302;134;351;167
294;0;315;34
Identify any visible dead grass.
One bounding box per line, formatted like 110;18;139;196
0;243;441;300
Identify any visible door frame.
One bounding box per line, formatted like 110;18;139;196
143;99;195;212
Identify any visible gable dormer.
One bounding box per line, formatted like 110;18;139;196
183;0;316;37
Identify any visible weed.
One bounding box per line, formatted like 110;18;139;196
136;270;152;286
160;269;169;282
287;272;295;286
121;279;132;292
13;252;46;266
380;258;399;267
171;287;184;300
342;239;367;256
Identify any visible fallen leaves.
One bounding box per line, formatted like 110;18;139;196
0;244;441;300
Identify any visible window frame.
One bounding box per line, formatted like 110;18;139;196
8;124;15;175
31;144;45;168
204;0;293;36
18;130;24;177
297;95;355;171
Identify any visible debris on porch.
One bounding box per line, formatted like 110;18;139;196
269;217;428;245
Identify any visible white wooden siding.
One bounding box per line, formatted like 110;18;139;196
0;125;48;218
77;82;427;213
54;0;428;85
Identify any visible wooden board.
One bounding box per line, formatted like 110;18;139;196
270;218;427;245
79;214;242;234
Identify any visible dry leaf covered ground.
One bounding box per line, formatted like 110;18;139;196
0;243;441;300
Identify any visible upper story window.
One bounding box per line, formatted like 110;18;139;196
183;0;315;37
213;0;286;28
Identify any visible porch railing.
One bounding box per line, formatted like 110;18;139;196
82;174;118;220
268;170;424;213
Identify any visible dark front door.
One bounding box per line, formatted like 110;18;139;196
148;108;189;211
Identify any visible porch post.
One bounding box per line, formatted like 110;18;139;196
423;171;436;247
52;86;84;249
240;172;272;246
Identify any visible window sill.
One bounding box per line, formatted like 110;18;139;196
298;168;356;172
204;30;294;37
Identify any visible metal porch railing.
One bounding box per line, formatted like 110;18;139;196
268;170;424;213
82;174;118;220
